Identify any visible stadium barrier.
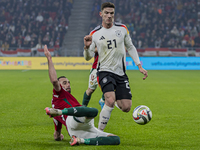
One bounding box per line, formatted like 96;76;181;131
0;57;94;70
195;49;200;57
126;57;200;70
0;57;199;70
0;48;55;57
138;48;188;56
0;48;199;57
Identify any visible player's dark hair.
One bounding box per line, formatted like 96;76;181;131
57;76;66;81
101;2;115;11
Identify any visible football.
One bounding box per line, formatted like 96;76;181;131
133;105;152;125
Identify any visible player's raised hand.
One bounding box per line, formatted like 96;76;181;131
44;45;51;58
84;35;92;49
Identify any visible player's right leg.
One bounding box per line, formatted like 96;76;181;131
70;135;120;146
97;72;116;131
66;116;120;146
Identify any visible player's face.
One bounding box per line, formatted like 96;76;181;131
59;78;71;93
100;7;115;27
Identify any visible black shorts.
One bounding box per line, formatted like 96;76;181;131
97;71;132;100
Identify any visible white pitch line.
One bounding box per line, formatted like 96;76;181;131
22;69;30;72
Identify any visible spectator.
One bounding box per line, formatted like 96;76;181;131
42;32;51;46
2;41;9;51
35;40;44;49
54;39;60;56
155;37;162;48
10;37;17;49
36;12;44;22
24;34;32;44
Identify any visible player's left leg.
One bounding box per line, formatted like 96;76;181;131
115;74;132;112
45;106;98;118
82;88;94;106
82;69;98;106
116;99;132;112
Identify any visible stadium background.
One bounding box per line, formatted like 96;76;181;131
0;0;200;70
0;1;200;150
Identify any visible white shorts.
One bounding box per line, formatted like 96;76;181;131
66;116;110;139
88;68;98;90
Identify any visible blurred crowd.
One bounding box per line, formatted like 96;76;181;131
0;0;73;52
90;0;200;49
1;0;200;53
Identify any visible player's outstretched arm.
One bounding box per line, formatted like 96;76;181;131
137;64;148;80
54;130;64;141
44;45;61;91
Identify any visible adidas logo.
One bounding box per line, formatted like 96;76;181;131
99;36;105;40
141;110;147;116
73;107;77;114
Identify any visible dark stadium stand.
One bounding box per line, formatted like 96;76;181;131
90;0;200;51
0;0;199;56
0;0;73;56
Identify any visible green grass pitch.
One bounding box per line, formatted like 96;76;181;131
0;70;200;150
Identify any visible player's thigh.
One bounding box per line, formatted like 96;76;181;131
97;71;116;93
66;116;95;138
115;74;132;100
88;68;98;90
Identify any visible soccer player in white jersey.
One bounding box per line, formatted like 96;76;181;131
83;2;148;131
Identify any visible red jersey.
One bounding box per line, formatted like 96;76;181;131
51;85;81;109
51;85;81;130
92;52;99;69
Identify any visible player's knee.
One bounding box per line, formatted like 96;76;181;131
88;107;98;117
111;136;120;145
121;106;131;112
87;88;95;95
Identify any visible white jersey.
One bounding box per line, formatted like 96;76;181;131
84;22;140;76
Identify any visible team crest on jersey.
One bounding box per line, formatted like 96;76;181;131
115;30;122;37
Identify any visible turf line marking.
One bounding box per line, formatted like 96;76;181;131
22;70;30;72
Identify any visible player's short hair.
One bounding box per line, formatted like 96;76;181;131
101;2;115;11
57;76;66;81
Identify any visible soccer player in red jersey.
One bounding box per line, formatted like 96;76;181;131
44;45;120;146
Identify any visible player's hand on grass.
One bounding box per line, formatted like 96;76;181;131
44;45;51;58
84;35;92;49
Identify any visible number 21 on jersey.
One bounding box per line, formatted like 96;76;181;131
107;39;117;49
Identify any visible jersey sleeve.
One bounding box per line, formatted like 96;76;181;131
84;26;101;61
83;39;95;61
124;26;141;65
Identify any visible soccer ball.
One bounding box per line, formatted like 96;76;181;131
133;105;152;125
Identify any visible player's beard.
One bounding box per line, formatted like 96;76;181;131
66;88;71;93
105;18;113;27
